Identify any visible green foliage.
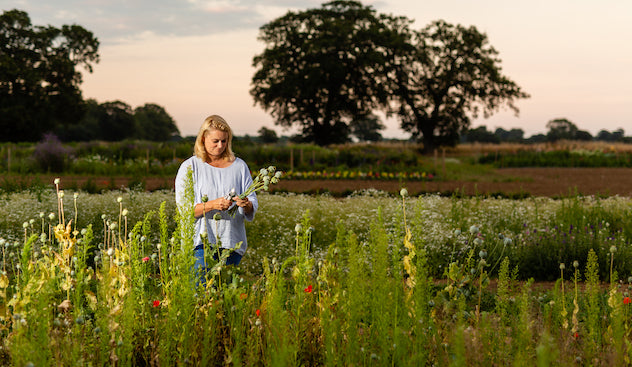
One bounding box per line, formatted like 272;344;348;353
480;149;632;168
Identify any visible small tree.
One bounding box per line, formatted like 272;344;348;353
257;126;279;144
350;114;384;142
546;118;578;142
134;103;180;141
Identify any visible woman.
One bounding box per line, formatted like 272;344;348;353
175;115;258;274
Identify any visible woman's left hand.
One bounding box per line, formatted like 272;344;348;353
232;196;253;215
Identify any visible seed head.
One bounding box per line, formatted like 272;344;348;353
469;225;479;234
213;213;222;221
49;213;55;221
559;263;566;270
400;188;408;197
202;194;208;203
117;196;123;203
122;209;128;217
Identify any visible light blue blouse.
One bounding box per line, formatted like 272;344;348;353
175;156;258;255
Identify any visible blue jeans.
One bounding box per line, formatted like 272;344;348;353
193;245;243;287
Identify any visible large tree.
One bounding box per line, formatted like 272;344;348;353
391;20;529;153
251;0;410;145
0;9;99;141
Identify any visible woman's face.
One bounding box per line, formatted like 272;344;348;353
203;129;229;159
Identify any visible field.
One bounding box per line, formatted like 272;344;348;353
1;142;632;365
5;166;631;197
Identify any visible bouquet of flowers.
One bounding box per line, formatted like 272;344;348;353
226;165;282;217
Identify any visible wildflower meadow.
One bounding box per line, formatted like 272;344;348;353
1;179;632;365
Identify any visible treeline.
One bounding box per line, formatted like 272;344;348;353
463;118;630;144
0;10;180;143
56;100;180;142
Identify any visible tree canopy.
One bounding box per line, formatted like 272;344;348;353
252;2;529;151
0;9;99;142
251;0;410;145
391;20;530;153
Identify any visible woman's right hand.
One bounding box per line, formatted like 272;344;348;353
195;197;233;218
210;197;232;211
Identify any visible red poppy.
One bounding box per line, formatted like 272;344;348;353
573;332;579;339
152;300;160;308
142;256;150;263
304;285;313;293
256;309;261;317
624;297;631;305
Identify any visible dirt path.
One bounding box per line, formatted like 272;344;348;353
13;167;632;197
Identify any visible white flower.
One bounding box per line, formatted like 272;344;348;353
54;178;60;185
117;197;123;203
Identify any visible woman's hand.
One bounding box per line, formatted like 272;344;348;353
232;196;253;215
194;197;233;218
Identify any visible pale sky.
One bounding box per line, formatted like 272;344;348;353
3;0;631;138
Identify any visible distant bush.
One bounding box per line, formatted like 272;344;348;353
33;133;74;172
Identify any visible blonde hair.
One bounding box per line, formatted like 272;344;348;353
194;115;235;162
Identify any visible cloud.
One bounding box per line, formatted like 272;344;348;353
5;0;320;44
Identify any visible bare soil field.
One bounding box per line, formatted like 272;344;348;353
20;167;632;197
271;167;632;197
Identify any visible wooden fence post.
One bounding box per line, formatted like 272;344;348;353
442;147;446;178
290;148;294;171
